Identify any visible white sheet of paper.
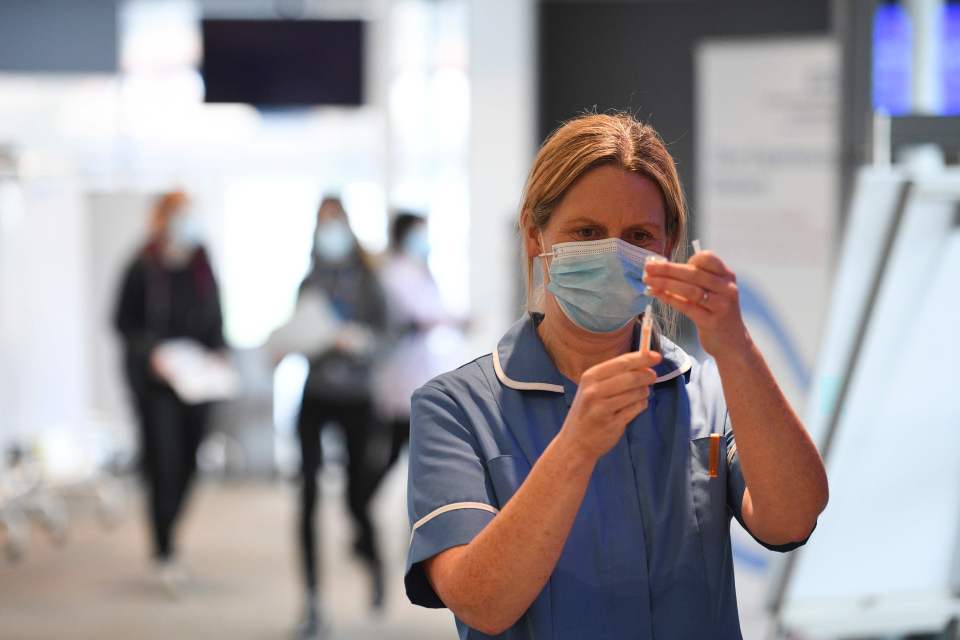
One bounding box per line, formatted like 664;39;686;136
153;339;239;405
265;291;342;359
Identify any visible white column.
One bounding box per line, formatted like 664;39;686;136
467;0;536;357
908;0;945;113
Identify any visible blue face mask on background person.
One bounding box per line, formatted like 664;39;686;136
168;212;201;251
540;236;661;333
315;219;354;262
161;212;202;267
402;226;431;261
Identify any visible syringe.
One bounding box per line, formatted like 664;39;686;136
640;303;653;355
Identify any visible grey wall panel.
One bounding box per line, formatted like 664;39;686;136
537;0;831;217
0;0;118;73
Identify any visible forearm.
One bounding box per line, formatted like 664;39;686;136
714;337;828;541
428;431;595;633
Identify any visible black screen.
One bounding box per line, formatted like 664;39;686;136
201;19;364;107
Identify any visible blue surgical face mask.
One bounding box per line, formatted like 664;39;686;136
315;219;354;262
540;236;661;333
168;212;201;250
402;226;430;261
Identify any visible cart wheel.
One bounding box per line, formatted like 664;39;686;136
39;498;69;546
96;482;126;529
5;537;24;561
1;512;29;562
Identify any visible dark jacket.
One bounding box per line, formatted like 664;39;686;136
114;243;225;397
300;253;386;402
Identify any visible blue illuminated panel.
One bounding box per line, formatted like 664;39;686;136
873;1;913;115
942;1;960;115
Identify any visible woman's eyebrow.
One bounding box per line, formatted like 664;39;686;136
563;216;605;227
623;222;661;233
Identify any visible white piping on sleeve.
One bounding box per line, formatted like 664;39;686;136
411;502;499;535
492;348;565;393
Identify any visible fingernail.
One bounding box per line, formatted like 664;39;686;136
644;286;654;296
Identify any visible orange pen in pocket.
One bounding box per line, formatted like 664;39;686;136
708;433;720;478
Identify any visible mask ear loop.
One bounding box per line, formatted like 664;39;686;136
536;231;555;284
529;231;552;313
537;231;554;259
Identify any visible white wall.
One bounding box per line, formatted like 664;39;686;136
0;0;539;453
0;169;89;451
85;191;154;449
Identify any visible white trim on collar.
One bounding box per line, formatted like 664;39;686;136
492;340;693;392
492;348;565;393
653;350;692;384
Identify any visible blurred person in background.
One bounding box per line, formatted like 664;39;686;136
114;190;225;595
292;196;388;639
370;211;465;496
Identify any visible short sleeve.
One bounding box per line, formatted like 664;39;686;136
724;412;815;553
691;357;815;554
405;382;498;608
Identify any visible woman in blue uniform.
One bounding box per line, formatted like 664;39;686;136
404;113;828;639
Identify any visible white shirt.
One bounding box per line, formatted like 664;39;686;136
374;254;465;419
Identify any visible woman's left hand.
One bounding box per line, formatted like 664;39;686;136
642;251;750;360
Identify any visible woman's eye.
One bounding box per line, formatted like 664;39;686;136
575;228;597;239
629;230;653;244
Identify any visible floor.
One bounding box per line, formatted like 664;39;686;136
0;467;455;640
0;464;777;640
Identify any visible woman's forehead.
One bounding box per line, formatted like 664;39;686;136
318;204;345;221
550;166;666;228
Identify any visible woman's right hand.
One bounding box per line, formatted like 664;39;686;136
559;350;662;462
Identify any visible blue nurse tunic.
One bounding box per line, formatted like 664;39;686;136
405;313;810;639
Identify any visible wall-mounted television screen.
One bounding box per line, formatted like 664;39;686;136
201;19;364;107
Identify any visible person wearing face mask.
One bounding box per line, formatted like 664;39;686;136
403;114;829;639
369;212;466;497
114;190;225;595
290;196;388;639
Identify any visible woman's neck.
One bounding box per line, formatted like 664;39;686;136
537;299;634;383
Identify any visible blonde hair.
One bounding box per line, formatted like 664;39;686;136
519;113;688;337
150;190;189;237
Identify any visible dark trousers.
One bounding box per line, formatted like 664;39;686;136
133;386;209;560
368;416;410;497
297;394;382;592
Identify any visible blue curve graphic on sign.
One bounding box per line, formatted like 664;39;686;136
737;278;812;393
725;277;813;573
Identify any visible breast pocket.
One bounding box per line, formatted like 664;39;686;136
487;454;528;509
689;435;731;598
